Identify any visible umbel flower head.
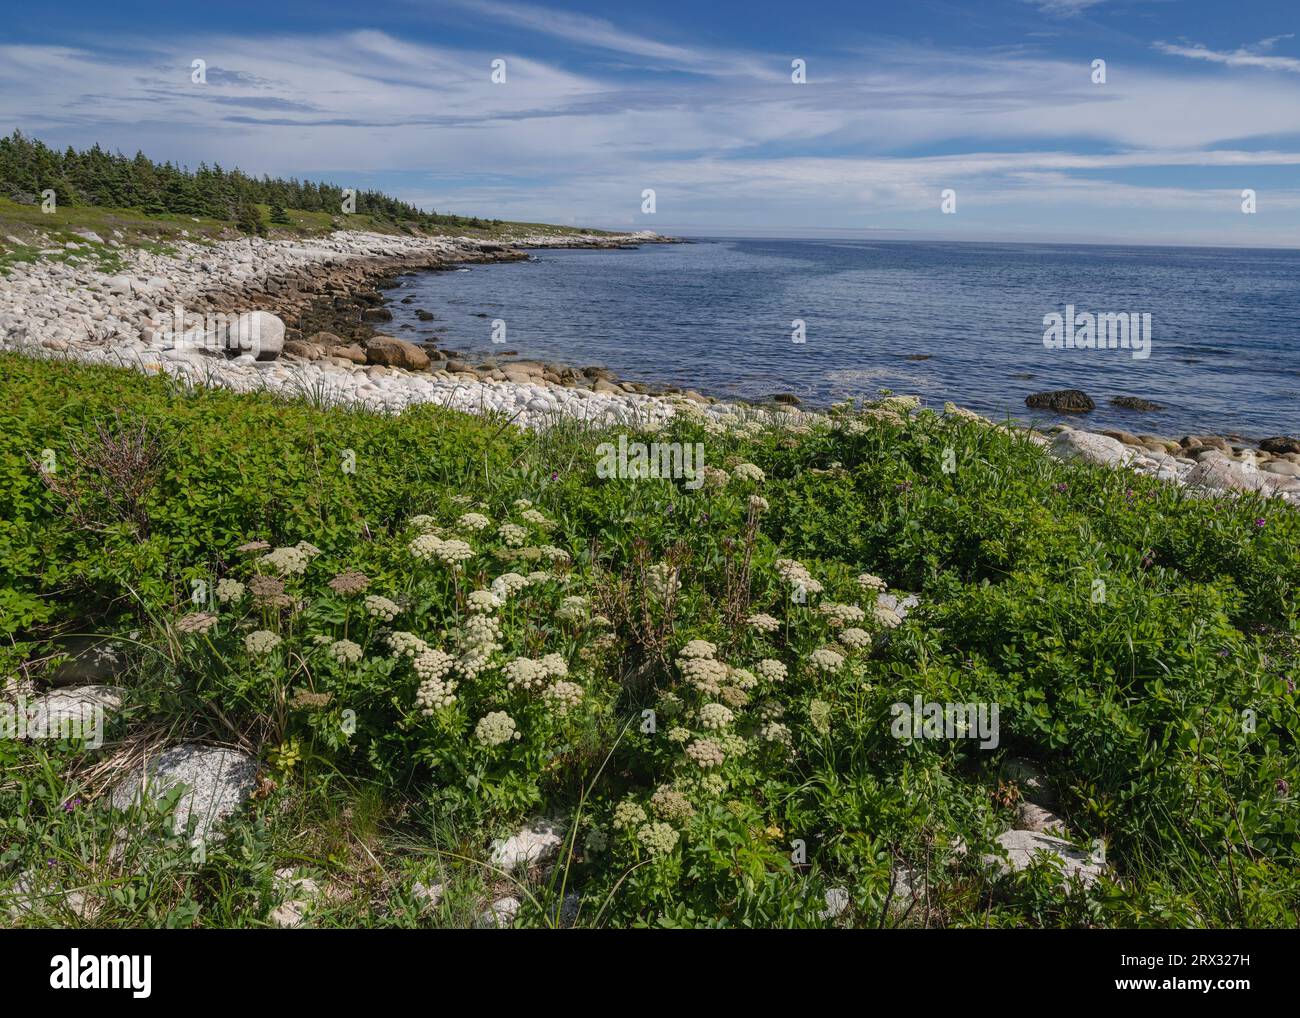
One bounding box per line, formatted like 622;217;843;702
747;613;780;634
260;545;310;577
543;681;584;715
328;639;363;665
475;711;520;747
698;702;734;730
808;646;845;673
685;738;725;769
731;462;765;483
636;822;680;857
245;630;282;655
328;570;370;596
215;578;245;603
613;800;648;829
364;595;400;622
176;611;218;635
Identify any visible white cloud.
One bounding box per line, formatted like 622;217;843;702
1154;37;1300;74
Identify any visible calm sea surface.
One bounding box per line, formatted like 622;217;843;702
385;238;1300;438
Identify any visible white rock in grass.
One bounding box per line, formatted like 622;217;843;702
110;744;258;844
1016;801;1067;836
476;896;520;928
270;869;321;929
23;685;123;739
819;887;850;920
489;819;565;872
982;830;1106;889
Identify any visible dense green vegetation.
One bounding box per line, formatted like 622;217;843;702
0;132;497;234
1;354;1296;928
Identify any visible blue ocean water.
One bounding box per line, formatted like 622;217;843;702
385;238;1300;438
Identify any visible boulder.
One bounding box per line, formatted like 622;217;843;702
110;744;258;844
1002;757;1056;806
22;686;123;743
361;307;393;323
1015;802;1066;836
1259;436;1300;455
1049;430;1133;468
309;331;346;347
281;340;322;360
364;336;430;371
476;896;521;928
982;830;1106;889
328;344;367;365
489;819;565;872
227;310;285;360
1026;389;1095;412
1184;458;1272;494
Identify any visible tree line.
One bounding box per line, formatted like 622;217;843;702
0;131;498;234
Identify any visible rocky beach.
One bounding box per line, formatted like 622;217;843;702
1;226;1298;506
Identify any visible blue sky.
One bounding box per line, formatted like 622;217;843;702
4;0;1300;244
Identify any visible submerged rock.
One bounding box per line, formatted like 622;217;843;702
1110;395;1164;411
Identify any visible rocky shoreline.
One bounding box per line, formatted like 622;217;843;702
1;226;1297;505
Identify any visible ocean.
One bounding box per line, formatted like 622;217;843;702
384;237;1300;439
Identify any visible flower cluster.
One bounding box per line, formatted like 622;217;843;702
327;570;369;596
755;658;787;682
475;711;520;747
685;738;725;769
245;630;282;655
216;578;245;603
808;646;845;673
365;595;399;622
389;631;429;659
328;638;363;664
636;821;679;857
776;558;823;596
731;462;765;483
542;680;584;715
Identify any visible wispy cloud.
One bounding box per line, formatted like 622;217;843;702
1154;36;1300;74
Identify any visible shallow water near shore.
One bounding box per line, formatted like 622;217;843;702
384;237;1300;439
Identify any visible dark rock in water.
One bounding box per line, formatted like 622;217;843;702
375;277;400;290
361;307;393;323
1110;395;1164;412
400;296;415;304
1259;435;1300;455
1013;372;1035;380
772;393;801;406
1026;389;1095;412
904;354;931;361
415;310;435;321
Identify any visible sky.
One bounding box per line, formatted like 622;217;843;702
3;0;1300;245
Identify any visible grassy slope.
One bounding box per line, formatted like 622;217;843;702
0;197;620;274
0;355;1297;928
